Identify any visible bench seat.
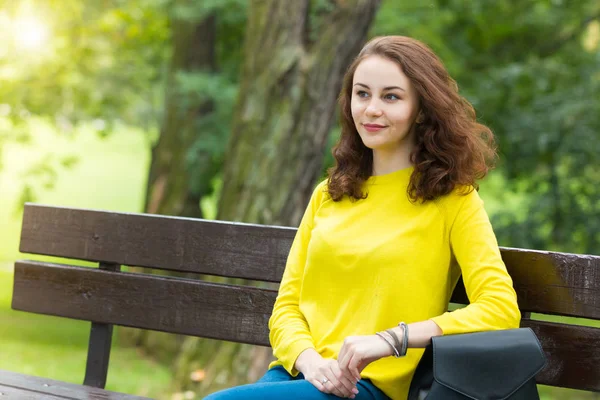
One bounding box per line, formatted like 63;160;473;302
0;369;151;399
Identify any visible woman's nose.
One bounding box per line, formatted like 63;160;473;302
365;101;383;117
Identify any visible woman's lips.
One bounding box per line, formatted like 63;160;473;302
363;123;387;132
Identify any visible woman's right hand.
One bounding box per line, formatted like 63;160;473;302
295;348;359;398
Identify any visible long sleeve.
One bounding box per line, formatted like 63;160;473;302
430;188;521;334
268;180;327;375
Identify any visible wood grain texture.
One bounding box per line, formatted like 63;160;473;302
11;260;600;391
450;247;600;319
12;261;276;347
0;384;65;400
21;204;600;318
503;247;600;320
0;368;150;399
20;203;294;282
522;320;600;392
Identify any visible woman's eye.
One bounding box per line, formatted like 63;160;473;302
356;90;369;98
385;93;400;101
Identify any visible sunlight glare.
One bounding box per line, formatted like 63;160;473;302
12;16;49;51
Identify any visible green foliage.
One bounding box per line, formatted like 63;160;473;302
172;0;247;22
0;0;170;127
0;0;247;205
0;0;170;203
168;0;247;202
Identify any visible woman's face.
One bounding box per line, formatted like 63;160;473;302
350;55;421;152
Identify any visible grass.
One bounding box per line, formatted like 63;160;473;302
0;118;150;262
0;265;172;398
0;119;172;398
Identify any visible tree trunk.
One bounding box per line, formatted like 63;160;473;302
172;0;380;397
145;15;217;218
119;13;218;363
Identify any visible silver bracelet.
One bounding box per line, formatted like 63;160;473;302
386;328;402;355
399;322;409;356
376;331;400;357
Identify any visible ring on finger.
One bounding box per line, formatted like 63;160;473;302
321;377;329;384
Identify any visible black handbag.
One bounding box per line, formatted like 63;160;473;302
407;328;547;400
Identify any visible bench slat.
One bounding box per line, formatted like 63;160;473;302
502;248;600;320
0;368;149;399
20;203;294;282
451;248;600;319
441;248;600;320
522;320;600;392
12;261;275;347
13;262;600;391
0;384;66;400
20;204;600;320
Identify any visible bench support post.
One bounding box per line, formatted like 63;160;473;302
83;262;121;388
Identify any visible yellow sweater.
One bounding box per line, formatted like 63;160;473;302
268;166;520;400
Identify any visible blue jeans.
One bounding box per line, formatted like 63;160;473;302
203;366;390;400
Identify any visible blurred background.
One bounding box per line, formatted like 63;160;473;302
0;0;599;399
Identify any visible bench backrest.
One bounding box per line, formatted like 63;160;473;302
12;204;600;392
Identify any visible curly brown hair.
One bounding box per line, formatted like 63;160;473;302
327;36;497;202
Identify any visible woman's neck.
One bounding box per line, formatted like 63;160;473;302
371;146;413;176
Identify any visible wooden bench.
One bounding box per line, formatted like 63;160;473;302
7;203;600;398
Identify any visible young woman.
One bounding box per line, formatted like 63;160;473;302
204;35;520;400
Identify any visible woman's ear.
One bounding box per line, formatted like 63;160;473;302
416;112;424;124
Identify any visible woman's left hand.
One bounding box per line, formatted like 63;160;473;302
337;335;394;382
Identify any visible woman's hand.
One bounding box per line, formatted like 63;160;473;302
295;348;359;398
337;335;394;382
